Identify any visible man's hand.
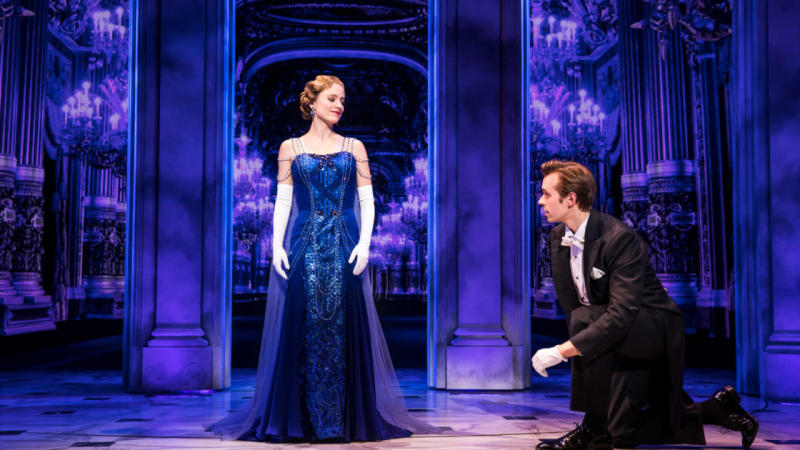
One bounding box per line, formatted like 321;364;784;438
531;345;567;377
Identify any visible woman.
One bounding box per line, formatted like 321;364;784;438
211;75;436;442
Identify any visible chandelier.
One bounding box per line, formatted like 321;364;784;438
531;15;579;68
89;6;127;57
529;1;612;167
60;80;128;177
400;154;428;244
232;133;273;254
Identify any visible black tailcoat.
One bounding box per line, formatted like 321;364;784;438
549;210;703;444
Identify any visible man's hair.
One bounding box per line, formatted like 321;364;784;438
540;160;596;211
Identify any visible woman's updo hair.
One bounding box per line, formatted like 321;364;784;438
299;75;345;120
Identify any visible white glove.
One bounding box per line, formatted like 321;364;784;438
531;345;567;377
272;184;293;279
348;185;374;276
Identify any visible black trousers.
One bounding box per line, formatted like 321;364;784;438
568;305;705;447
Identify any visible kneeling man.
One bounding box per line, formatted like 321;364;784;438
531;160;758;449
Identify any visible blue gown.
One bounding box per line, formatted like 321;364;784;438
243;138;412;442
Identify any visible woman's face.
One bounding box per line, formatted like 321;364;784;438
312;83;345;124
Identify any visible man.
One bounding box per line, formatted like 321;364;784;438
531;160;758;449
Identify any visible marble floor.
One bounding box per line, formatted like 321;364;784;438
1;367;798;449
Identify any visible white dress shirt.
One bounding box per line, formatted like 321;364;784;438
564;214;590;306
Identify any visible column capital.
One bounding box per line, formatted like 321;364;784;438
15;166;44;183
645;159;695;178
0;155;17;172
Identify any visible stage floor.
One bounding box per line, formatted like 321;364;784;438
1;367;798;449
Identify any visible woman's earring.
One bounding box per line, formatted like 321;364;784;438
310;108;315;117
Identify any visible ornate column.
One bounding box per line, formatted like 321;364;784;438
0;19;23;330
428;0;530;389
0;9;20;299
114;176;126;302
13;168;47;297
124;0;233;391
0;157;16;298
618;0;649;241
83;167;121;318
60;150;87;318
13;0;47;296
8;0;54;335
689;40;732;335
642;20;698;329
532;187;558;318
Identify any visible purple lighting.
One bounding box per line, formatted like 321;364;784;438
232;132;274;294
370;153;428;297
90;7;127;53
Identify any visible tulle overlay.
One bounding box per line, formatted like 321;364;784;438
209;138;438;442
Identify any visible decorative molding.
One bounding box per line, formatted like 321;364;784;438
237;1;427;56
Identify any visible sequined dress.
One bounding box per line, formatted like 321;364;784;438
245;137;411;442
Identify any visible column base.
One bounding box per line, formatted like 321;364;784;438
446;344;516;389
446;327;516;389
142;327;211;391
142;346;213;392
533;279;562;319
84;275;124;319
0;271;17;296
65;286;86;320
85;292;124;320
764;333;800;401
84;275;117;296
0;295;55;336
114;276;124;292
12;272;46;296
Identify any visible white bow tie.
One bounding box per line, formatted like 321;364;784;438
561;233;584;250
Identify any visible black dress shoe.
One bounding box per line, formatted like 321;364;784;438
536;423;611;450
711;385;759;449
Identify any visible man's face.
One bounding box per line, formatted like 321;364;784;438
538;173;571;223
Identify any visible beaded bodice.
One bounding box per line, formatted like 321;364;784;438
286;139;361;272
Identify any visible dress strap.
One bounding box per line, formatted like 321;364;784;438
345;137;365;163
290;137;305;157
350;138;371;179
276;139;299;182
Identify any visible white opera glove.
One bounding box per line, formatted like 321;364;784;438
531;345;567;377
271;184;293;280
348;185;374;276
